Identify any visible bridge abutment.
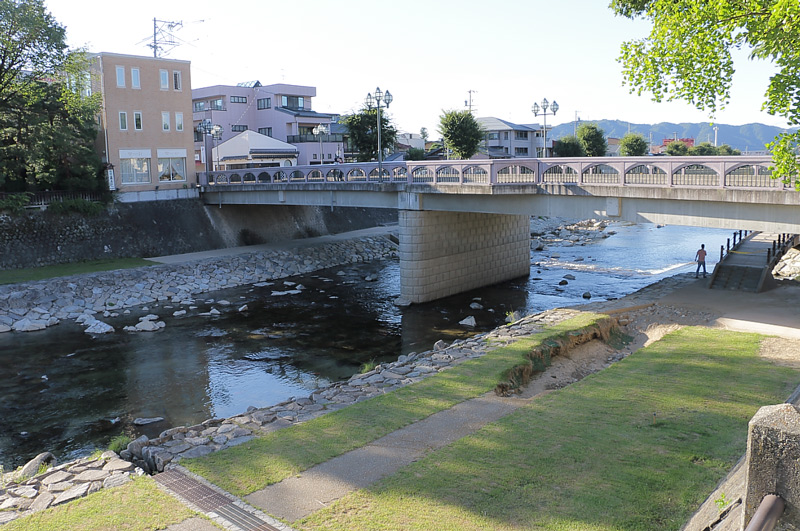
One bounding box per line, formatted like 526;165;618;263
397;210;531;304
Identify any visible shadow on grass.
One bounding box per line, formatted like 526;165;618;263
295;327;799;531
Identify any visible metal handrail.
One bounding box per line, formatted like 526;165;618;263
745;494;785;531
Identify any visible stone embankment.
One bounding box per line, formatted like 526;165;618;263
774;247;800;280
0;307;593;525
0;236;397;334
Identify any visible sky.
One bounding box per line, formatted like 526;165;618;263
44;0;789;138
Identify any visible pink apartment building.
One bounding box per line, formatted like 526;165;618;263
192;81;343;170
91;52;197;202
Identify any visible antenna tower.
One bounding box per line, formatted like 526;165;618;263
146;18;183;57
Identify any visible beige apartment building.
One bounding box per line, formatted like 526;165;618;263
91;52;197;202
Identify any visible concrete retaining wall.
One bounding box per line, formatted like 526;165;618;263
398;210;530;304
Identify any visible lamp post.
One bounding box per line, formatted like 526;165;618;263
532;98;559;157
365;87;393;181
313;124;328;165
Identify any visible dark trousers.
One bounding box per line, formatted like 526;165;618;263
696;261;706;277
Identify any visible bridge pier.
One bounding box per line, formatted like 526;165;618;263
397;210;531;305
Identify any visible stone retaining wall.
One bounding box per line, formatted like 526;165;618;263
0;236;398;334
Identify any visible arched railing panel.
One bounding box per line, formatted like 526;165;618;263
497;165;536;184
307;169;324;182
257;172;271;183
542;165;577;183
326;168;344;181
725;165;780;188
229;173;242;184
392;166;407;182
582;164;620;184
289;170;305;182
436;166;460;183
368;168;389;181
462;166;489;184
673;164;718;186
273;171;286;182
243;172;256;183
411;166;434;183
348;168;366;181
625;165;667;185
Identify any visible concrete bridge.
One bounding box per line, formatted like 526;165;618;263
198;156;800;304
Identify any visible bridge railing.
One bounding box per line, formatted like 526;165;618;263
199;156;797;190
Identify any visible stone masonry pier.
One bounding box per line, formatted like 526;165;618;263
397;210;531;304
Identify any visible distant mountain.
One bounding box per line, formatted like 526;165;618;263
549;120;793;152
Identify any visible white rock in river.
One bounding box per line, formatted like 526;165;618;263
459;316;477;327
133;417;164;426
173;310;187;317
85;320;114;334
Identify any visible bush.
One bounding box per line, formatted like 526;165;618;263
47;198;106;216
0;193;32;214
108;433;133;454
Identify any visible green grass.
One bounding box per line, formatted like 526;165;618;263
0;258;154;285
295;327;799;530
183;313;610;496
2;476;198;531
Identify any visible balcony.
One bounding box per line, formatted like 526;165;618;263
287;133;344;143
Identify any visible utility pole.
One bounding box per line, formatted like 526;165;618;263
573;111;580;137
144;18;183;57
465;90;477;113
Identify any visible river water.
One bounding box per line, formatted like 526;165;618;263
0;222;733;468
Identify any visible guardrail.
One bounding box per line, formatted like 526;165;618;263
198;156;796;190
0;190;106;208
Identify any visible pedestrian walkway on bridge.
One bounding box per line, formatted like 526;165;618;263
709;232;798;292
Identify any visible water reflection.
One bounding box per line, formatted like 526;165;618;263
0;223;733;468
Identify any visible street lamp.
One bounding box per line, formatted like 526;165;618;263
313;124;328;165
532;98;559;157
197;120;223;171
365;87;393;180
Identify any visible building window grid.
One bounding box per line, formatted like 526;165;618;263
193;101;205;112
158;157;186;182
115;66;125;87
119;111;127;131
120;158;151;184
209;99;223;111
162;112;170;131
230;96;247;103
133;111;142;130
231;125;248;132
159;70;168;90
131;68;140;89
257;97;271;110
258;127;272;137
173;71;182;91
175;112;184;132
515;131;529;140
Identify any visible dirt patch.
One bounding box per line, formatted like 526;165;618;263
758;337;800;369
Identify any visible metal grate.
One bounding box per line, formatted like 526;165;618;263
154;469;280;531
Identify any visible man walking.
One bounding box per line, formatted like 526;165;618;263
695;244;707;278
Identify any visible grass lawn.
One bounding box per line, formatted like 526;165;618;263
295;327;799;530
0;258;154;285
2;476;199;531
183;313;610;497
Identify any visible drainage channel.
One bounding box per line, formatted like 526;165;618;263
154;468;288;531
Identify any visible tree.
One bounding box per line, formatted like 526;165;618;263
553;135;586;157
716;144;742;156
405;147;426;161
577;123;608;157
611;0;800;189
420;127;429;143
619;133;649;156
438;109;484;160
664;140;689;156
341;108;397;162
688;142;719;156
0;0;102;192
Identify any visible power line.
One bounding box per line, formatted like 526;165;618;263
142;18;184;58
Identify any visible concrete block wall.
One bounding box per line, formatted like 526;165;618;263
398;210;530;304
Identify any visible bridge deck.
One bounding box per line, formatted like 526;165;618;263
724;233;779;268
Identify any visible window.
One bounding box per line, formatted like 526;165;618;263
487;132;499;140
115;66;125;87
313;154;317;160
209;99;223;111
131;68;140;89
280;95;304;109
193;101;205;112
120;158;150;184
173;71;182;91
194;130;203;142
133;111;142;130
119;112;128;130
515;131;529;140
162;112;170;131
503;132;509;140
158;157;186;181
159;70;168;90
175;112;184;132
230;96;247;103
515;147;529;156
231;125;248;132
298;126;314;135
258;127;272;137
257;97;271;110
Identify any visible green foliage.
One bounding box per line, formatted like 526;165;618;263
360;359;377;373
716;144;741;156
46;198;105;216
619;132;650;156
341;108;397;162
438;109;485;160
612;0;800;189
0;192;32;213
689;141;720;156
405;147;426;161
552;135;586;157
0;0;103;193
419;127;429;143
107;433;132;454
0;257;154;286
577;123;608;157
665;140;690;156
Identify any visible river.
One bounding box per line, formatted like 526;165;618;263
0;222;733;469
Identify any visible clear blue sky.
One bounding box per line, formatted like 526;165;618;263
45;0;789;137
